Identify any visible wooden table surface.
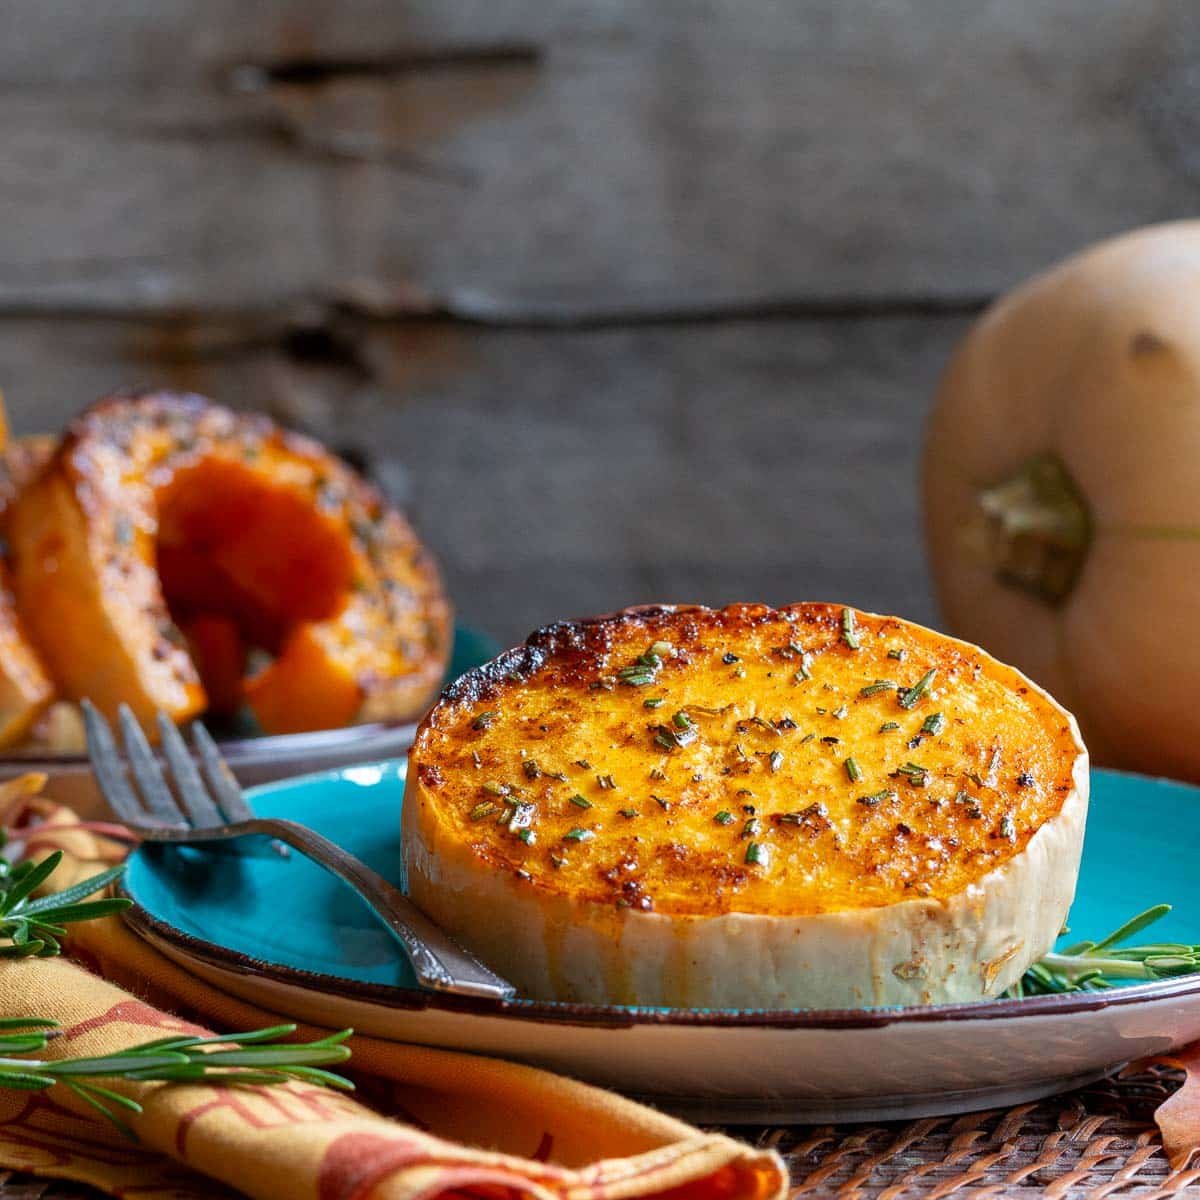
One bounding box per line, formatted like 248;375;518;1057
4;3;1200;1194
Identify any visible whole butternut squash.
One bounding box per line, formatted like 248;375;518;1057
924;221;1200;780
9;392;451;735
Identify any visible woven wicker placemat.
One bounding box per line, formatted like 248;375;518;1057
1;1067;1197;1198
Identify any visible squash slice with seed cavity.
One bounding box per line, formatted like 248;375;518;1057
8;391;451;735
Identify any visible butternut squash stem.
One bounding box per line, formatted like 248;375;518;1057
975;453;1200;607
975;453;1092;606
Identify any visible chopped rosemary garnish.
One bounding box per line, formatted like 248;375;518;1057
833;705;848;719
618;808;638;819
652;794;671;810
844;757;862;782
714;810;734;825
898;669;936;709
597;773;617;790
618;667;657;687
618;642;675;687
472;710;498;730
516;828;537;845
481;780;509;797
522;759;541;780
743;817;761;837
747;715;781;737
895;762;929;787
563;827;593;842
722;652;740;664
575;759;591;769
840;607;861;650
653;722;697;751
745;842;769;867
768;749;783;773
859;679;897;697
921;712;946;736
470;802;498;821
888;648;906;661
569;794;593;809
672;710;691;730
794;654;813;682
649;767;667;781
800;732;816;743
644;697;666;709
997;814;1017;842
879;721;900;732
777;802;828;828
857;789;894;807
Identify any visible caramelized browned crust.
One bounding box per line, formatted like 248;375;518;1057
409;603;1083;918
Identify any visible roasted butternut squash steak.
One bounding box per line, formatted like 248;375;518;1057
404;603;1088;1008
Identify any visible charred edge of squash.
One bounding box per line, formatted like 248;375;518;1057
435;601;868;711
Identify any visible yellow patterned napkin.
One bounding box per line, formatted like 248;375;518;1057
0;779;786;1200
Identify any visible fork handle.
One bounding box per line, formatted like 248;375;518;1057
197;817;515;1000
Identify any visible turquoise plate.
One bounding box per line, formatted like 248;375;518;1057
121;766;1200;1123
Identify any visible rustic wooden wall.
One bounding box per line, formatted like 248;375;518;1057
3;1;1199;643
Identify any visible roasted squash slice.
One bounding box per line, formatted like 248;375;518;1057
405;603;1088;1008
9;392;452;734
0;428;56;746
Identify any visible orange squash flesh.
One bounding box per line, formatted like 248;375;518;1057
0;565;55;747
8;392;452;735
180;614;245;717
410;603;1082;917
0;434;58;746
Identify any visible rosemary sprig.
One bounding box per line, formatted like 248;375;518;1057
1011;904;1199;996
1;851;132;958
0;1019;353;1139
0;841;355;1140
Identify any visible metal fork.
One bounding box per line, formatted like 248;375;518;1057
82;700;515;1001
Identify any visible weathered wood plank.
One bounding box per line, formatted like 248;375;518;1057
0;312;955;642
0;2;1196;315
